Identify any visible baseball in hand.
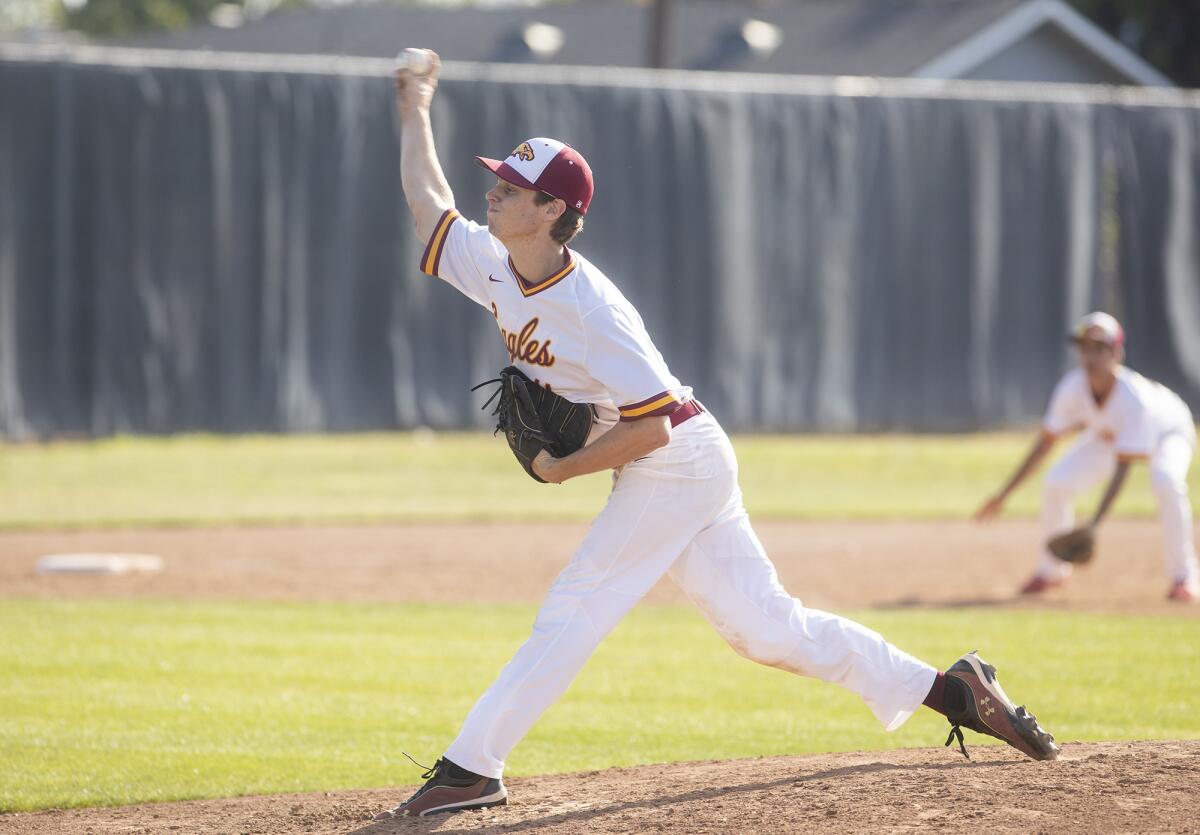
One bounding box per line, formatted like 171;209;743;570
395;48;433;76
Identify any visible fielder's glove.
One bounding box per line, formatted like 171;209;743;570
1046;526;1095;565
472;366;595;483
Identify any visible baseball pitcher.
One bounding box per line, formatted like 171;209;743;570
977;312;1199;602
377;50;1059;819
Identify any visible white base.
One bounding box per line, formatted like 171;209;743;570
36;553;164;575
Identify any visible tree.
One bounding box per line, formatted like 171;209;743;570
1068;0;1200;87
55;0;307;38
0;0;58;30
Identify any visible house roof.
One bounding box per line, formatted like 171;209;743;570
115;0;1169;84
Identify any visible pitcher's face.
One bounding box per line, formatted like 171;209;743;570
485;178;543;242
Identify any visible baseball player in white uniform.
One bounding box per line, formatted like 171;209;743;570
377;50;1059;819
977;312;1199;602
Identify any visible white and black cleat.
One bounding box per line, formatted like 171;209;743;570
373;757;508;819
943;651;1060;761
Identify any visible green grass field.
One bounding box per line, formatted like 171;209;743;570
3;431;1198;814
1;431;1195;528
2;598;1197;812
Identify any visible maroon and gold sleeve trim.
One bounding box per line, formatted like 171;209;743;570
419;209;459;276
1117;452;1149;463
618;391;682;421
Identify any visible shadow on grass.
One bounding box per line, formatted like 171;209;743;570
350;758;1011;834
872;595;1020;610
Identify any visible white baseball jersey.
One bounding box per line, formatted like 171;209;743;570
1043;366;1194;460
420;209;693;433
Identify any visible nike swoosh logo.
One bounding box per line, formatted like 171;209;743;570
489;275;503;283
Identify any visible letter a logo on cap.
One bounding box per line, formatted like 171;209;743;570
475;136;595;215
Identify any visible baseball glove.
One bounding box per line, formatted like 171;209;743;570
472;366;595;483
1046;526;1096;565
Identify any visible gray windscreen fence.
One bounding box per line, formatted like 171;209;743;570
2;46;1199;438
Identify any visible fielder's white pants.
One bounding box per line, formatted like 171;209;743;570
1036;428;1199;585
445;413;936;778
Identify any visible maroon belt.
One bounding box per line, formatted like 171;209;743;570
670;399;705;428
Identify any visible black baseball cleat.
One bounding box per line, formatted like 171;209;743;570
373;757;507;819
942;651;1060;761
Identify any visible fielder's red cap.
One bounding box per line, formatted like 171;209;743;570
475;137;594;215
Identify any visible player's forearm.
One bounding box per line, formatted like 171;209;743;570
398;108;455;242
997;433;1055;499
1090;460;1131;526
538;417;671;483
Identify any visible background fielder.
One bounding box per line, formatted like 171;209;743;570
977;312;1199;602
377;49;1059;819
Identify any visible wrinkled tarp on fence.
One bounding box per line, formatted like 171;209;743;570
2;46;1199;437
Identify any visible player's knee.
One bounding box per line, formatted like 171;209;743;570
530;604;609;656
1149;467;1185;498
719;604;805;666
1043;468;1076;496
725;630;795;666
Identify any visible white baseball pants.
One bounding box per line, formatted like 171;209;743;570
444;412;936;779
1036;427;1199;585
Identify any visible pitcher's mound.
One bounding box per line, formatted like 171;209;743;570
3;740;1196;834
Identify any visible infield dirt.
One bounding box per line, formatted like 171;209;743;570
2;518;1198;614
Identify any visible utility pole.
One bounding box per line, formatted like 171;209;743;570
645;0;676;69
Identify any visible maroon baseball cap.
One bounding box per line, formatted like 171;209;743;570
475;137;594;214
